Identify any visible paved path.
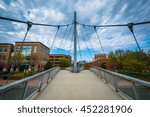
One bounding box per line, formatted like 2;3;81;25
34;70;123;100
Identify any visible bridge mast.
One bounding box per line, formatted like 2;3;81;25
73;11;77;72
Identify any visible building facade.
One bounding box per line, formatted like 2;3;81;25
14;42;50;71
49;54;71;67
94;54;108;60
0;43;14;71
84;54;113;69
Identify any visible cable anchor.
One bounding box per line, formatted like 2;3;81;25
27;21;33;31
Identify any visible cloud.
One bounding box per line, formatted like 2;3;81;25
29;7;65;24
0;0;150;61
0;2;6;11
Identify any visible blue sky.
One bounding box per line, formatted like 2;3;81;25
0;0;150;61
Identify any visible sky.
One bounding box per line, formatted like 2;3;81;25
0;0;150;61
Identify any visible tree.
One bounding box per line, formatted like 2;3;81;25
58;58;71;67
44;61;53;70
109;50;126;69
0;61;6;71
101;62;107;69
10;53;24;70
109;49;148;72
146;50;150;70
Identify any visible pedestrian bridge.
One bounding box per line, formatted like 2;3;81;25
34;70;122;100
0;67;150;100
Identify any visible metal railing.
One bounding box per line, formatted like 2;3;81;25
90;67;150;100
0;67;60;100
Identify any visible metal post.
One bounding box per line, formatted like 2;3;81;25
22;82;28;100
113;74;119;92
73;11;77;73
39;75;44;91
132;82;140;99
99;70;102;79
47;71;51;83
104;71;108;83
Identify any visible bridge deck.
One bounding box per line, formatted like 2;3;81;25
34;70;123;100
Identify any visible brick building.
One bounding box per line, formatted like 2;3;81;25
49;54;71;67
94;54;108;60
0;43;14;71
14;42;50;71
84;54;113;69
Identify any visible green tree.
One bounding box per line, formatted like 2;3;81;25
44;61;53;70
146;50;150;70
109;49;126;69
109;49;148;72
58;58;71;67
11;53;24;68
101;62;107;69
0;61;6;71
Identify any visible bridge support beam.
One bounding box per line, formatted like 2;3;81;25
73;11;78;72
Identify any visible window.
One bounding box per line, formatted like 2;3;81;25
40;48;42;54
0;48;2;52
46;50;49;54
4;48;8;52
22;46;32;56
33;46;37;53
11;48;14;52
40;48;49;55
16;46;20;52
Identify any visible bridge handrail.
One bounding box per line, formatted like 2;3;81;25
0;67;60;99
0;67;58;92
91;66;150;100
93;66;150;87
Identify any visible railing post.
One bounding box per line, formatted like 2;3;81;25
39;75;44;91
51;70;54;79
132;82;140;100
22;82;28;100
113;74;119;92
96;69;98;76
47;70;51;83
99;70;102;79
53;69;56;78
104;71;108;83
97;69;100;78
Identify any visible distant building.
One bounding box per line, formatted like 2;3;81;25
84;53;113;69
14;42;50;71
94;54;108;60
0;43;14;71
49;54;71;67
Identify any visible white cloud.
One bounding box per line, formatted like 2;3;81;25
119;4;127;14
29;7;65;24
0;1;6;11
0;0;149;61
75;0;116;24
76;0;106;16
88;26;147;53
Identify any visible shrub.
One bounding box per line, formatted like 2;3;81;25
44;61;53;70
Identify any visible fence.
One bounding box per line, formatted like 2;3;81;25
90;67;150;100
0;67;60;100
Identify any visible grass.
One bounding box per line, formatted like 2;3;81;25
9;71;41;80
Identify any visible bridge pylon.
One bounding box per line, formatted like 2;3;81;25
73;11;78;73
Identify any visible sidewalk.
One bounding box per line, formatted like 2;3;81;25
34;70;123;100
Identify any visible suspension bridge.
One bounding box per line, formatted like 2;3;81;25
0;12;150;100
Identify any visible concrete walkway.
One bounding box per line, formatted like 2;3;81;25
34;70;123;100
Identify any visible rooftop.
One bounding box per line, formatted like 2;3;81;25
0;43;14;46
50;54;71;57
15;42;50;50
